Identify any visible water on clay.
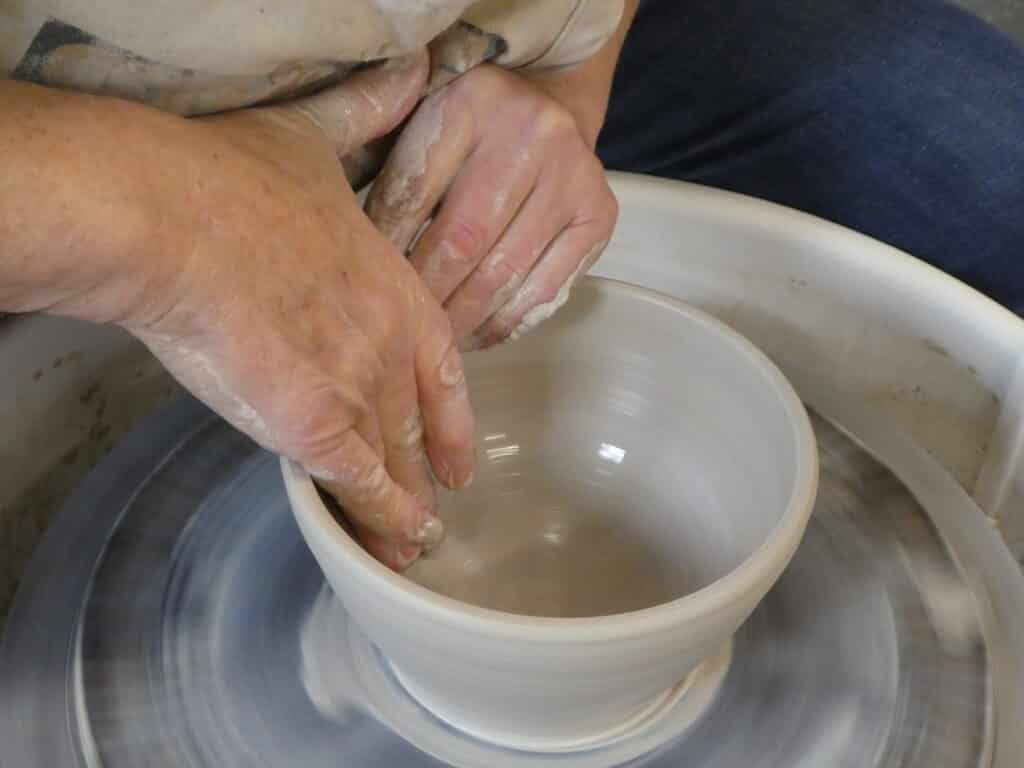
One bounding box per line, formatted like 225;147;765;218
406;480;677;617
404;363;741;618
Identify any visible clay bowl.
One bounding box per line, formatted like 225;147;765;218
283;277;818;753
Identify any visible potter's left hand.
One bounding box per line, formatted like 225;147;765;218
365;65;618;350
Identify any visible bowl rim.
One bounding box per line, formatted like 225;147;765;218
282;277;819;643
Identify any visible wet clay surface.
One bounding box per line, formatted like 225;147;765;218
406;478;677;618
400;356;748;618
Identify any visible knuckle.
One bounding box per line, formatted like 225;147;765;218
367;172;429;224
480;252;522;293
440;216;489;269
533;103;576;140
438;416;473;454
373;488;410;536
349;461;390;507
388;411;426;458
354;352;385;394
314;325;383;382
345;337;386;390
485;312;517;344
509;277;546;311
277;383;363;462
378;341;412;373
436;340;467;391
356;292;411;364
372;313;404;357
529;284;560;311
448;65;500;102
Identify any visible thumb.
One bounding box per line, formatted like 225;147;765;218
278;50;429;155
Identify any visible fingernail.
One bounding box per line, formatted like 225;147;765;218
456;469;473;490
421;242;451;286
435;459;455;489
395;542;421;570
411;481;436;508
411;515;445;551
458;334;483;353
469;331;496;350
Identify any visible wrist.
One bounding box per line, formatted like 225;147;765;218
0;82;190;325
521;0;639;148
525;69;610;148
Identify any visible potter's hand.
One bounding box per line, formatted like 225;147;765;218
152;57;477;569
365;65;618;350
0;58;474;571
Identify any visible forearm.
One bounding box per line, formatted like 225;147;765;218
525;0;641;147
0;80;184;323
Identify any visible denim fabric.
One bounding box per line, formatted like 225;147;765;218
599;0;1024;312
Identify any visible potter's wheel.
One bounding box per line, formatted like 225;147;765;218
2;393;1023;768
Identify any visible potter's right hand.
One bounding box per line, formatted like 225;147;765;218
0;57;474;571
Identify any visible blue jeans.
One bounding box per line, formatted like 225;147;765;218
598;0;1024;313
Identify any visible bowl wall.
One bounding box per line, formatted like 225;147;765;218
285;277;818;750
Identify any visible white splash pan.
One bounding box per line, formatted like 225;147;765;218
3;172;1023;766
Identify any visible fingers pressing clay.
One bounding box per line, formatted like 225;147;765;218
409;144;537;306
414;304;477;490
122;56;482;571
444;181;570;345
376;360;440;531
358;524;424;573
477;229;610;348
311;427;438;548
368;64;620;349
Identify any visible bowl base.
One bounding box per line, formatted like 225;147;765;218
388;642;732;755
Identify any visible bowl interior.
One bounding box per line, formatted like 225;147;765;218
403;279;803;619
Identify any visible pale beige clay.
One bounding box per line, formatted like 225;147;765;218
406;482;676;618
